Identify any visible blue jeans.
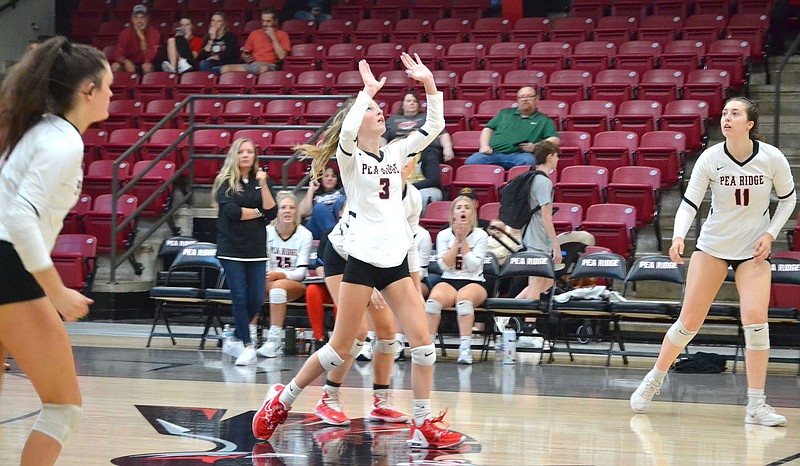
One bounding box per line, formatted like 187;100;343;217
219;259;266;345
465;151;535;170
305;197;346;240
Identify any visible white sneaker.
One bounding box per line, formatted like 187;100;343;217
745;400;787;427
517;335;544;349
223;338;245;358
257;337;283;358
235;346;257;366
161;61;176;73
177;58;193;73
456;345;473;365
630;376;662;414
356;340;373;361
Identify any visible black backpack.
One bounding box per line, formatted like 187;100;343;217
499;169;548;230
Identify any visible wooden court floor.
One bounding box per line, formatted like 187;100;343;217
1;324;799;465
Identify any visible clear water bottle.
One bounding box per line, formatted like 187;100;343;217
222;324;232;340
495;336;504;363
502;327;517;365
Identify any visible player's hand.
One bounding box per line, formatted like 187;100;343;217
359;59;385;97
400;52;433;84
256;166;267;183
753;233;773;260
553;246;563;265
267;271;285;282
51;288;92;322
669;237;685;264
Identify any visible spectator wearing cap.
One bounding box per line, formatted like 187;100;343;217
110;4;162;75
465;86;560;170
220;8;291;74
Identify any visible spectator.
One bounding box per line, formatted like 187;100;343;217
768;0;800;56
258;192;313;358
198;12;240;72
159;15;203;73
220;8;291;75
298;165;346;240
293;1;333;23
465;86;560;169
110;4;161;75
424;195;490;365
382;91;453;213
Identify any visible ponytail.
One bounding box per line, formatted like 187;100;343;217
294;97;355;181
0;36;107;158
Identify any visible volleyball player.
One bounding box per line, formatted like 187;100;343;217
252;53;465;449
630;97;796;427
0;37;112;465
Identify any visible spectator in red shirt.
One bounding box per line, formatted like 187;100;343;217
220;8;290;74
110;4;162;75
159;15;204;73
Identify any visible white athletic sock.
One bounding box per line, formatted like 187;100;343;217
413;399;431;426
459;335;471;347
280;379;302;406
647;367;667;384
374;388;389;405
366;330;376;342
323;383;340;397
747;388;766;408
269;325;282;339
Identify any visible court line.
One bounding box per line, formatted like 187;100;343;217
0;410;40;426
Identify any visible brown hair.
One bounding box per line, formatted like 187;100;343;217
294;97;356;181
533;140;561;165
0;37;107;160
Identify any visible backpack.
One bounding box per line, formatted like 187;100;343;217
498;169;549;230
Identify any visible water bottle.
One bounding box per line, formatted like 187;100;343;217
297;328;307;355
284;326;297;355
502;327;517;365
494;335;504;363
222;324;232;340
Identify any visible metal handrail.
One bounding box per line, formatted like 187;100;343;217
108;93;340;282
0;0;20;14
773;33;800;146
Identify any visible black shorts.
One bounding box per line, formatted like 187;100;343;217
323;243;347;278
0;241;46;305
343;256;410;290
438;278;488;292
697;248;768;271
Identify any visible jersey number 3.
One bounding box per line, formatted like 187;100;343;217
378;178;390;199
734;188;750;206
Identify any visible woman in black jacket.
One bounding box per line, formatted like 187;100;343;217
213;138;277;366
198;12;239;73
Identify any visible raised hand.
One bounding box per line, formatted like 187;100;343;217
400;52;433;84
359;59;385;97
256;166;268;184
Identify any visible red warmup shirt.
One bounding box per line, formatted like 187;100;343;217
188;35;203;56
243;28;291;64
115;26;162;65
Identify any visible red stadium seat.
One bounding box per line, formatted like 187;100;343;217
389;19;432;49
484;42;527;75
607;166;663;247
456;70;500;102
549;16;595;48
371;0;408;22
636;131;688;190
451;0;490;22
660;40;706;78
232;130;274;154
408;0;449;22
134;72;178;104
571;41;617;75
351;19;394;44
84;194;139;254
705;40;751;90
661;100;711;151
429;18;471;48
312;19;355;47
431;70;460;99
593;15;638;46
128;160;176;217
450;130;482;168
141;99;180;130
587;131;638;174
83;160;131;200
219;99;265;125
253;71;295;95
82;128;108;167
191;129;232;184
510;17;551;44
557;131;591;170
614;100;663;138
555;165;610;217
261;100;305;125
330;3;366;23
724;14;768;60
479;202;501;222
268;130;316;184
544;70;592;107
580;203;638;260
176;71;218;100
651;0;689;17
526;42;571;77
564;100;616;138
694;0;734;15
443;99;476;133
101;128;146;161
281;19;316;45
498;69;547;100
419;200;451;243
638;69;685;107
321;43;365;74
440;164;454;189
111;71;139;100
569;0;604;19
331;70;367;96
536;100;569;132
636;14;682;44
103;99;143;132
449;164;505;205
292;71;336;95
590;70;639;108
52;234;98;293
552;202;583;233
469;17;512;46
364;43;404;75
63;194;92;235
681;14;728;46
443;42;486;76
142;129;188;163
282;44;325;74
615;41;662;76
302;99;345;125
215;71;256;94
473;100;516;128
177;99;223;128
408;43;447;69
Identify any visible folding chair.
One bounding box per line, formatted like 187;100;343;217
484;250;557;362
148;242;225;348
552;251;628;364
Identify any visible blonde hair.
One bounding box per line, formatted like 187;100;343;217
449;195;478;230
272;190;300;228
211;138;259;207
294;97;356;181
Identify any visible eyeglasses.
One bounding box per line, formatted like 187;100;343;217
517;95;537;101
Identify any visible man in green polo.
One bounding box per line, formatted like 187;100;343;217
465;86;560;169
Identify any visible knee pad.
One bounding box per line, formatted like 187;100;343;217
349;339;365;358
425;299;443;315
666;320;698;348
410;343;436;366
269;288;288;305
455;300;474;316
317;343;345;371
31;403;82;446
744;323;770;351
375;338;398;354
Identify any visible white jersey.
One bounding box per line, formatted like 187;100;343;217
337;91;444;268
674;140;796;259
436;227;489;281
0;114;84;272
415;226;433;279
266;224;313;281
329;183;425;272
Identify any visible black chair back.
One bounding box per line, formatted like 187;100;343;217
570;252;627;282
